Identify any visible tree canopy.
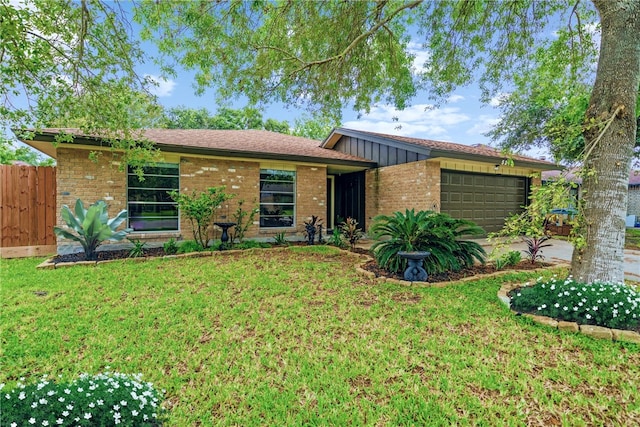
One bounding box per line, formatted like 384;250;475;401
1;0;161;167
160;106;335;140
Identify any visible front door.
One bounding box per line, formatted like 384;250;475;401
334;171;366;228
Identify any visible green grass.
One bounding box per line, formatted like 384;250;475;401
627;228;640;250
2;246;639;425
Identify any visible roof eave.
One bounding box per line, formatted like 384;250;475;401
429;149;559;170
23;130;376;169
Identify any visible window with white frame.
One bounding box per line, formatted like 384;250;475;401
127;163;179;231
259;169;295;227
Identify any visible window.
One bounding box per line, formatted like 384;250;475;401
127;163;179;231
260;169;295;227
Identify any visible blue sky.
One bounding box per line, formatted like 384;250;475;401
143;58;507;148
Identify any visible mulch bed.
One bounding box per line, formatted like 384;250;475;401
51;247;167;264
361;259;551;283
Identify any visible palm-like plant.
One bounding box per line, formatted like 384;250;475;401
370;209;486;274
54;199;131;260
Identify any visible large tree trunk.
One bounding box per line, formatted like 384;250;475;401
570;0;640;283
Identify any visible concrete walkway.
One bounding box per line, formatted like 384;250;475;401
358;238;640;282
471;238;640;282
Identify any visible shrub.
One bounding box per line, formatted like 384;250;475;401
53;199;130;261
273;232;289;246
328;227;347;249
370;209;486;274
163;238;179;255
177;240;204;254
0;370;164;426
339;217;364;251
303;216;322;245
169;187;233;248
494;250;522;270
523;235;552;264
511;276;640;331
128;239;146;258
230;199;259;243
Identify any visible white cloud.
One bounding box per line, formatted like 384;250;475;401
343;103;470;140
342;119;448;138
407;42;431;75
466;115;501;136
447;94;465;103
145;74;176;97
489;92;510;107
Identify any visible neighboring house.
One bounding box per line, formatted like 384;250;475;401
542;169;640;224
19;127;557;250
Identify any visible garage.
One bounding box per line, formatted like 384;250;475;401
441;171;528;234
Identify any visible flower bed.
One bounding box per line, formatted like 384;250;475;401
498;277;640;343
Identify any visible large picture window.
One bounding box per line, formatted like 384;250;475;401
260;169;295;228
127;163;179;231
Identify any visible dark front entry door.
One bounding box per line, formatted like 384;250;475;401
334;171;366;228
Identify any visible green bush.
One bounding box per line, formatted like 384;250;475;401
370;209;486;274
273;232;289;246
495;250;522;270
0;371;164;426
168;187;233;248
163;238;179;255
230;199;259;243
177;240;204;254
53;199;130;261
328;227;347;249
511;277;640;331
128;238;146;258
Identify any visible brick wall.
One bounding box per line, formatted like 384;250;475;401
55;148;328;248
179;157;260;240
364;160;440;229
56;148;127;230
294;166;327;236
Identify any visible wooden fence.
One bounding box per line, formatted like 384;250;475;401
0;165;57;258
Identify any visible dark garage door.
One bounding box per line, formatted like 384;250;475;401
441;171;528;234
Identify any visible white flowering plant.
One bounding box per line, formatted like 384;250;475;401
510;276;640;331
0;370;164;426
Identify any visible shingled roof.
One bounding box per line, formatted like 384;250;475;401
22;128;377;167
323;128;558;169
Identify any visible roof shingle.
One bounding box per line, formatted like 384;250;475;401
33;128;375;165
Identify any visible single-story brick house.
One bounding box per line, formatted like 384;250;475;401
20;127;557;249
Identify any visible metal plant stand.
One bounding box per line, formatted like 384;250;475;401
397;251;431;282
214;222;236;250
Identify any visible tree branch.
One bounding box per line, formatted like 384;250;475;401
256;0;422;74
583;105;625;161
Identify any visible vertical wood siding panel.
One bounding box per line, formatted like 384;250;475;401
45;168;56;245
18;167;29;245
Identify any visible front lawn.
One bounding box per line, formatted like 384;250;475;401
2;246;639;425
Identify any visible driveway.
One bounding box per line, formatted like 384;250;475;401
475;238;640;282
